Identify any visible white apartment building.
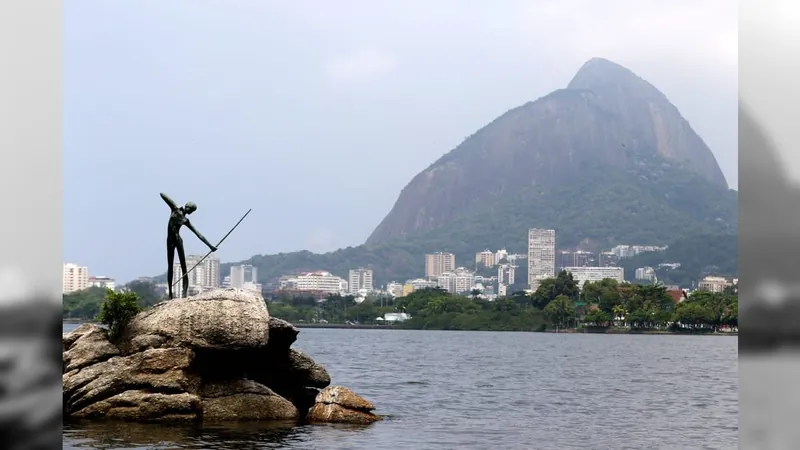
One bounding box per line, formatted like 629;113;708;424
498;283;508;297
88;276;116;291
282;271;348;294
475;250;496;267
564;266;625;289
63;263;89;294
403;278;438;296
527;228;556;290
437;267;475;294
241;281;263;293
386;282;404;297
172;255;220;297
498;263;516;285
495;248;509;263
610;244;667;258
698;276;731;293
230;264;258;288
348;268;374;295
425;252;456;279
507;253;526;263
635;266;656;281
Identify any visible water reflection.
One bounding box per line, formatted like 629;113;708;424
64;420;377;449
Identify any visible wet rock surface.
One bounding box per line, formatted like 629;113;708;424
62;288;378;425
306;386;382;424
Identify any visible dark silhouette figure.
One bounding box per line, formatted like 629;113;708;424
160;193;217;299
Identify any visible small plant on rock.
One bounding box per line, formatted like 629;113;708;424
96;288;143;339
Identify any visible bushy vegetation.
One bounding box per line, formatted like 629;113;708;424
64;280;161;320
96;289;144;338
577;278;737;332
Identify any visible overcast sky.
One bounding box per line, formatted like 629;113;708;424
64;0;737;283
740;0;800;184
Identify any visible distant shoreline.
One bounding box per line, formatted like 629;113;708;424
62;320;736;336
294;323;737;335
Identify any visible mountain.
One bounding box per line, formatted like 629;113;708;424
367;57;731;245
154;58;737;288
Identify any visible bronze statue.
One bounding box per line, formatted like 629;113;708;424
160;193;217;299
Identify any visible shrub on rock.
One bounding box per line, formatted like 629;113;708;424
96;289;143;339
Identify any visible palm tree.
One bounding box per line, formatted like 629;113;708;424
470;289;482;301
612;305;627;327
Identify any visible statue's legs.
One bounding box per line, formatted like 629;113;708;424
166;239;176;299
176;237;188;298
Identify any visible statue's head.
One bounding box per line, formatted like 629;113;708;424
184;202;197;214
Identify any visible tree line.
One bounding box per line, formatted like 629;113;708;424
63;271;737;334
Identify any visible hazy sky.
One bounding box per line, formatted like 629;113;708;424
64;0;737;283
740;0;800;184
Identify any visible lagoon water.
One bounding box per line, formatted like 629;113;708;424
62;323;738;449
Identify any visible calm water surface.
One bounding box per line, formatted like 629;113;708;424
63;323;738;449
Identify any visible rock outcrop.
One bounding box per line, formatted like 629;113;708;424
307;386;382;424
119;288;271;352
62;288;378;425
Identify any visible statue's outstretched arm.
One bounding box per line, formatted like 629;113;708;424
159;193;179;211
185;221;217;251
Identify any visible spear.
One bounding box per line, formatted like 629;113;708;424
172;208;252;289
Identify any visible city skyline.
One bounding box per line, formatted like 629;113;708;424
68;236;681;294
66;224;707;304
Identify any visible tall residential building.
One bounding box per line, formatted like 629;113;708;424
564;266;624;289
635;266;656;281
62;263;89;294
425;252;456;279
172;255;220;297
348;268;374;295
527;228;556;290
573;251;596;267
230;264;258;288
475;250;495;267
497;263;516;285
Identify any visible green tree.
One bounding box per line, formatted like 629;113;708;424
612;305;627;326
63;286;107;319
532;272;581;308
543;295;576;330
687;290;727;331
96;289;143;339
470;289;482;301
723;301;738;330
554;270;580;301
672;301;713;330
509;290;534;309
583;309;611;327
124;279;162;307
